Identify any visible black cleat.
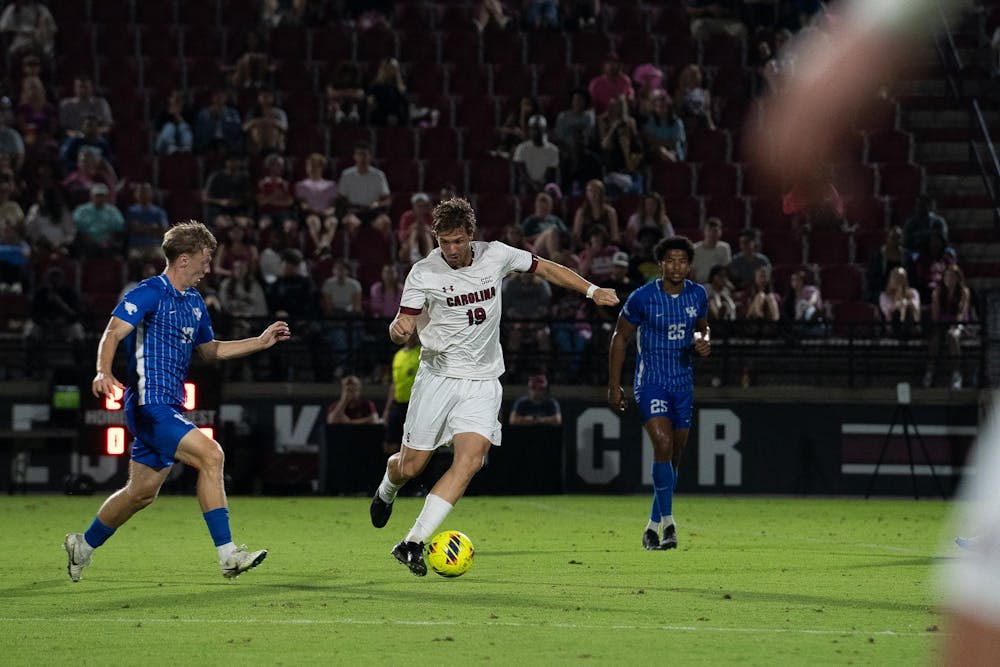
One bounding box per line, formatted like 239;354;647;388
391;540;427;576
660;524;678;550
370;494;393;528
642;529;661;550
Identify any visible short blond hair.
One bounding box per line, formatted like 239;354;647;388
162;221;217;262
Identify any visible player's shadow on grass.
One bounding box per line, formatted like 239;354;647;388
843;556;944;569
666;587;929;613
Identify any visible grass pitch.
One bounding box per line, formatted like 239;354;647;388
0;494;954;665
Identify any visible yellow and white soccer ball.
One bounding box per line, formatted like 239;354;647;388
426;530;475;578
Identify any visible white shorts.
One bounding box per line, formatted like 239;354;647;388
402;368;503;451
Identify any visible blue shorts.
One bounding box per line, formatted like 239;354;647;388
634;385;693;429
125;404;196;469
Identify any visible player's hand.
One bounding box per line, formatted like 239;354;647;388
591;288;619;307
607;384;627;413
389;315;416;342
259;321;291;348
92;371;123;399
693;336;711;357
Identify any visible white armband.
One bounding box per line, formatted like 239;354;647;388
586;284;598;300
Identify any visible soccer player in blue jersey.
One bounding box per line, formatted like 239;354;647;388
607;236;711;551
64;221;291;581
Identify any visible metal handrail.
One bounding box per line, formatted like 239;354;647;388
971;99;1000;228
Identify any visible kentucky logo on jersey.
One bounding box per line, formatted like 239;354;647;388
192;307;202;321
181;326;195;343
685;306;698;318
124;301;137;316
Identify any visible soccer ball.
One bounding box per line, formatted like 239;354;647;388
426;530;475;578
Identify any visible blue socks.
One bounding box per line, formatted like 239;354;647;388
83;517;116;549
651;461;675;521
202;507;232;547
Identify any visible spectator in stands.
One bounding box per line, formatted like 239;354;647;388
572;179;620;247
24;185;72;253
213;222;260;280
687;0;747;40
259;219;305;284
346;0;393;29
912;229;957;300
243;89;287;156
509;374;562;426
524;0;560;30
267;248;314;319
296;152;338;230
633;63;666;118
588;54;635;115
9;52;54;104
705;264;737;322
16;74;56;149
903;195;949;257
513;114;560;196
865;225;910;303
673;64;716;131
219;258;268;340
367;58;409;127
595;251;635;347
325;63;366;125
472;0;512;33
72;182;124;258
744;265;780;322
255;154;295;223
229;30;273;90
497;96;539;159
552;89;597;189
502;270;553;374
22;266;85;355
119;261;158;300
629;226;664;284
58;76;112;137
194;89;243;155
0;222;29;291
783;269;824;328
782;180;845;234
398;192;434;264
924;264;973;390
261;0;310;27
337;141;391;233
326;375;378;425
551;288;592;381
878;266;921;335
0;0;56;59
125;182;169;263
692;217;731;284
60;115;113;175
0;98;25;171
203;155;253;224
641;91;686;163
521;191;567;260
319;257;362;378
728;228;770;292
369;263;403;319
0;173;24;235
61;149;117;208
437;183;458;204
577;223;620;284
600;96;644;195
624;193;674;253
154;89;194;155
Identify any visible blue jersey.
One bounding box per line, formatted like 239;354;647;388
621;279;708;391
112;274;215;408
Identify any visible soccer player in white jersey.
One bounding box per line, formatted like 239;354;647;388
64;221;291;581
369;198;619;575
607;236;710;550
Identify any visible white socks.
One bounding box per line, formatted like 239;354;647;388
405;493;453;544
217;542;236;562
646;520;659;532
661;516;675;532
377;471;403;504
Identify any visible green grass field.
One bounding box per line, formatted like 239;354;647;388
0;494;956;665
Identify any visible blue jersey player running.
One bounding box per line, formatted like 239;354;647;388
64;221;291;581
608;236;710;551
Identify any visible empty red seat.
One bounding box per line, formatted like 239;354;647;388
831;301;879;336
143;57;185;92
703;195;747;230
853;228;887;264
440;30;480;64
760;234;804;266
527;32;569;66
135;25;183;60
91;0;131;24
483;30;525;64
268;25;309;62
474;193;518;238
806;229;851;264
687;128;729;163
288;123;327;157
406;63;447;96
659;34;698;66
349;226;393;290
878;162;924;198
468;157;510;193
395;4;433;31
399;31;439;64
133;1;174;25
177;0;218;27
357;25;398;63
329;126;373;160
448;62;491;97
614;32;657;66
536;63;580;98
696;162;740;197
157;154;200;191
750;197;790;234
650;4;691;37
570;32;614;66
454;95;497;128
312;25;354;64
663;194;703;230
820;264;863;302
650;162;694;196
701;34;745;66
161;189;204;222
80;257;126;295
492;63;534;97
866;129;913;163
379;158;421;193
844;196;888;230
830;162;876;198
607;6;649;32
418;127;461;160
422;158;467;193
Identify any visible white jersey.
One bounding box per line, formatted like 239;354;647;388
399;241;536;379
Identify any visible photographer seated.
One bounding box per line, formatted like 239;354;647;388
508;374;562;426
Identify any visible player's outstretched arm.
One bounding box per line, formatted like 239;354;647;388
92;316;133;398
607;315;636;413
198;321;291;361
533;258;619;306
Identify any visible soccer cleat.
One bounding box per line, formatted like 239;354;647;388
64;533;92;582
950;372;963;390
642;529;661;550
391;540;427;576
660;524;678;550
221;546;268;579
370;494;393;528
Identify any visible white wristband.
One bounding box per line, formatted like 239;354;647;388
586;284;598;300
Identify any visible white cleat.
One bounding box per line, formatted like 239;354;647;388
64;533;92;582
221;546;267;579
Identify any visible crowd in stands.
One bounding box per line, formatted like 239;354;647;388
0;0;981;387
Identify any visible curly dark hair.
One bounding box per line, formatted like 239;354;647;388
653;235;694;262
432;197;477;237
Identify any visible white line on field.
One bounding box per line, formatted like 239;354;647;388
0;617;942;637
